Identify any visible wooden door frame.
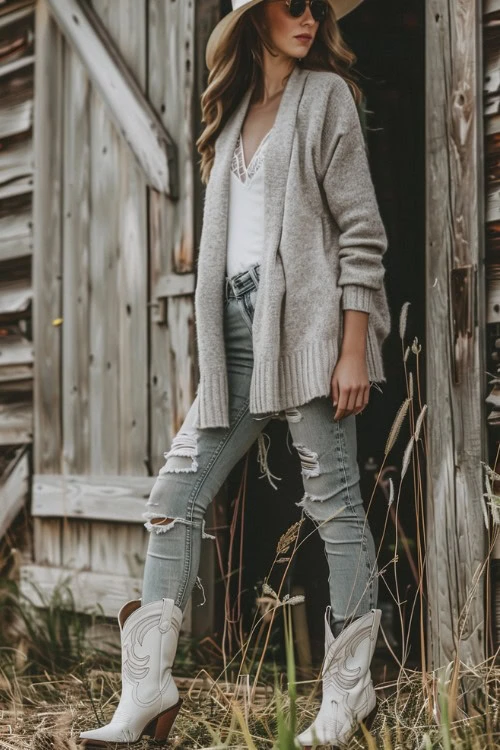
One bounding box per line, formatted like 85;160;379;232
426;0;488;670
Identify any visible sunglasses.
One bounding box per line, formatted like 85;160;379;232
268;0;329;23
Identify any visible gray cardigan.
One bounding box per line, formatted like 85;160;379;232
194;65;391;429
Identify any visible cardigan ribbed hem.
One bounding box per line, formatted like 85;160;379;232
249;332;386;417
196;330;386;429
249;338;339;415
341;284;373;313
197;369;230;429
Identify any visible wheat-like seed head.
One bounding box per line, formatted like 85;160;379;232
401;435;414;480
399;301;411;341
385;398;411;456
414;404;427;442
388;476;394;506
276;520;302;556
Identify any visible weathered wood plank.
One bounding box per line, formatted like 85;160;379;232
0;278;31;318
485;45;500;97
92;0;148;476
20;564;142;617
0;4;34;29
61;518;90;570
0;232;32;261
0;335;33;385
117;149;149;474
0;54;34;79
61;47;90;476
426;1;486;669
20;563;191;629
0;336;33;366
0;94;32;139
33;519;61;565
0;2;34;18
0;378;31;393
32;474;154;523
487;185;500;222
0;400;32;444
0;208;31;245
33;0;63;473
88;88;120;474
485;0;500;14
148;0;198;469
89;521;147;578
486;112;500;135
0;176;32;199
0;137;32;187
154;273;196;300
46;0;177;195
0;447;29;539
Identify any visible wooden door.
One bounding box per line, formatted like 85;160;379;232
25;0;216;628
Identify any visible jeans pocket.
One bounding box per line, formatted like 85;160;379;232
236;289;258;333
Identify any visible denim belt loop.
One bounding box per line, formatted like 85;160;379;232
225;263;260;301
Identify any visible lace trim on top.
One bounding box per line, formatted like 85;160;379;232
231;128;273;185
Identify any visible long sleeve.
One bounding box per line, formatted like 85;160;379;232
320;80;388;314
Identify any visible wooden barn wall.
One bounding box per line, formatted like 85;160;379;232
0;1;35;552
484;0;500;653
21;0;217;626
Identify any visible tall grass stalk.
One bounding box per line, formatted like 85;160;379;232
273;603;298;750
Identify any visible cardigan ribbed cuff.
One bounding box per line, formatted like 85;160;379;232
341;284;373;313
366;324;386;383
197;369;229;429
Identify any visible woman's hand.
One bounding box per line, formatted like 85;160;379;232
331;352;369;420
331;309;370;421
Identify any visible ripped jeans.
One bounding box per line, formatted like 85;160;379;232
142;263;378;636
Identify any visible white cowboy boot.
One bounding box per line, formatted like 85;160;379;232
80;597;184;746
295;607;381;749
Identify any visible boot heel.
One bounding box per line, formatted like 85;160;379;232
152;698;183;740
360;702;378;731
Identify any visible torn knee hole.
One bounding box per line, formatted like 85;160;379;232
143;514;189;534
294;443;320;479
150;517;175;526
142;513;216;540
159;430;198;475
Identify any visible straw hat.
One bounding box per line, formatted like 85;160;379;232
206;0;365;70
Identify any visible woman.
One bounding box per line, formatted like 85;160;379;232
80;0;391;747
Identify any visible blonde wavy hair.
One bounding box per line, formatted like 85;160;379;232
196;0;363;185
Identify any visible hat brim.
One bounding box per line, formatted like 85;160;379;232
205;0;365;71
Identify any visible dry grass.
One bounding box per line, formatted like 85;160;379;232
0;660;499;748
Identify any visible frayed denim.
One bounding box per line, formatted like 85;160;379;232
141;263;378;636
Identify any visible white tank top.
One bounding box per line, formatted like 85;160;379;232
226;128;273;278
